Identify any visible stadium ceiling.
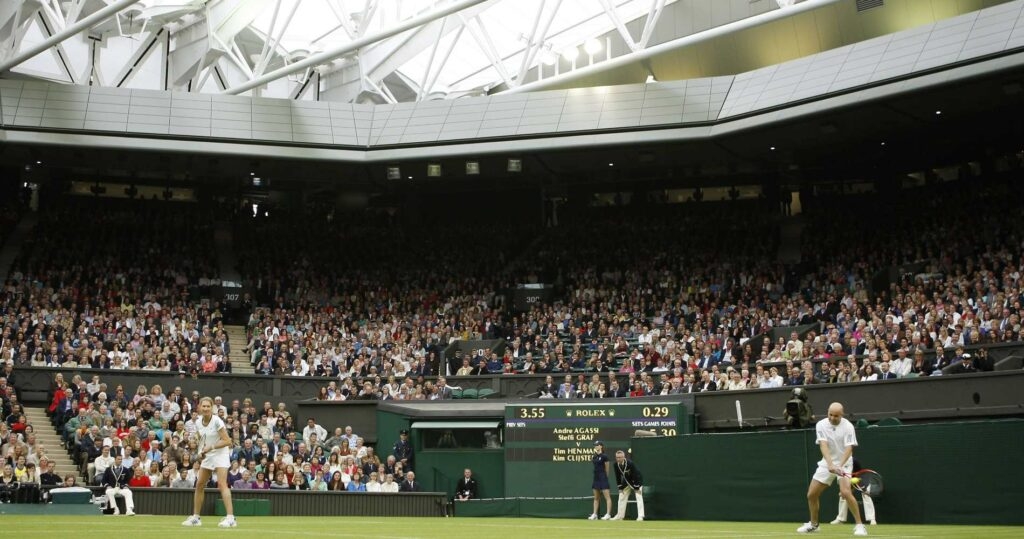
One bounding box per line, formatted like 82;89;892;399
0;0;1012;104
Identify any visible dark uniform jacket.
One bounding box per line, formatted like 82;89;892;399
613;458;644;489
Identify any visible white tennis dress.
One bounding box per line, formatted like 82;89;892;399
196;415;230;471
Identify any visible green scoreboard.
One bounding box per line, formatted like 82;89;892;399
504;402;685;497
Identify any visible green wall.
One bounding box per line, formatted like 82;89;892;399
375;409;505;498
417;449;505;499
376;409;412;463
632;420;1024;525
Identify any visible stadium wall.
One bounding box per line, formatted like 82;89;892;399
15;367;1024;434
374;408;506;497
129;488;448;516
296;400;380;443
631;420;1024;525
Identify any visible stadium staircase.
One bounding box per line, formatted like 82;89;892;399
225;325;253;373
23;406;86;484
777;215;804;264
211;218;252;373
0;212;37;282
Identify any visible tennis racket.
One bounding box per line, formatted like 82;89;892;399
838;468;884;497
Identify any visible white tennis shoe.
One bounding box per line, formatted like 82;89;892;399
587;513;598;520
854;523;868;536
218;516;237;528
181;515;202;527
797;522;820;533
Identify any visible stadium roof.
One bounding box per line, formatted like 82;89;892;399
1;0;1011;103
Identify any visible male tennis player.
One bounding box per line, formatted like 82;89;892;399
797;402;867;536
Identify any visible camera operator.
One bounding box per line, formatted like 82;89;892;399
784;387;814;429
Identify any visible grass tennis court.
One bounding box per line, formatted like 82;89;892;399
1;515;1021;538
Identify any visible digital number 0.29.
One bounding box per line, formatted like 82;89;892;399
643;406;669;418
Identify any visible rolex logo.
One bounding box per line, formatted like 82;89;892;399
566;410;573;417
608;409;615;417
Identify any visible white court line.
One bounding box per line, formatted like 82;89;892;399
9;524;406;539
464;523;929;538
465;523;793;535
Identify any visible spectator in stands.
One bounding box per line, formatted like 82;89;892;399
39;459;61;487
252;471;270;490
270;471;289;489
92;444;115;485
973;348;994;372
861;364;878;382
146;461;163;485
308;470;327;491
290;472;310;491
434;378;453;400
878;362;898;380
227;460;243;485
232;470;253;489
399;471;419;492
303;418;327;443
171;468;193;489
456;357;474;376
326;471;345;491
371;471;395;493
556;376;575;399
155;467;174;487
786;367;805;386
0;463;20;502
127;461;150;488
537;376;557;398
364;471;381;492
949;354;978;375
346;471;366;491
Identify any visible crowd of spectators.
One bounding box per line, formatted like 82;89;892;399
2;173;1022;404
0;196;235;375
4;367;420;498
234;207;534;396
518;178;1021;396
227;175;1024;403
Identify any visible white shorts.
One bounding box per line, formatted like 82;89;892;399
200;450;230;471
812;462;853;486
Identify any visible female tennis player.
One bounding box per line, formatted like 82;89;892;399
182;396;236;527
